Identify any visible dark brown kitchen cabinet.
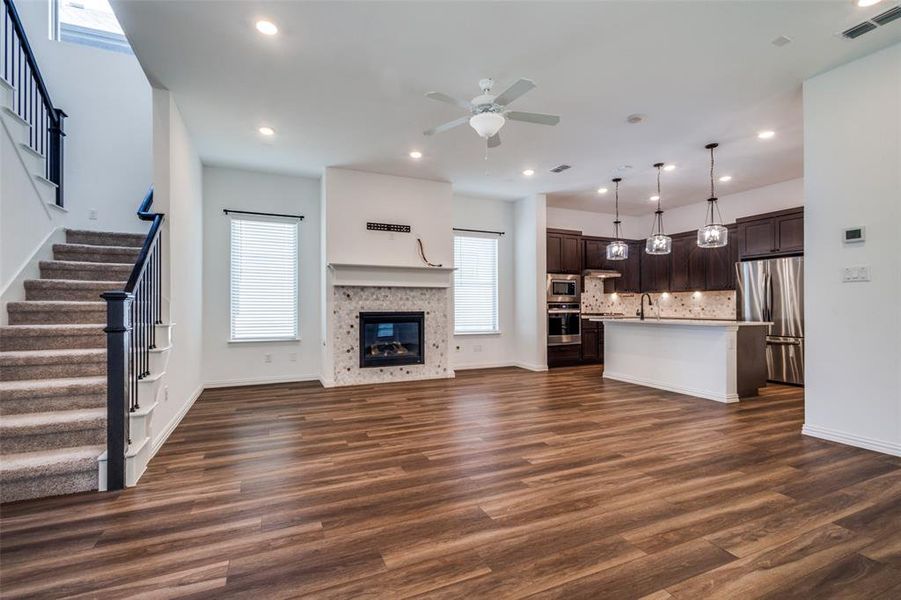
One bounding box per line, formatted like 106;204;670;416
615;243;642;292
737;207;803;259
582;238;606;270
580;318;604;364
641;251;671;292
547;229;582;274
547;344;581;368
670;235;692;292
705;224;739;290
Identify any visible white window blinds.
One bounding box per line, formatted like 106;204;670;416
230;216;299;341
454;235;499;334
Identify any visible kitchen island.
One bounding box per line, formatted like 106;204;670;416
587;317;769;403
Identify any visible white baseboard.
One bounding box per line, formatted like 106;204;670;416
149;383;204;460
603;371;739;403
453;361;517;371
513;361;549;372
802;424;901;457
204;374;321;389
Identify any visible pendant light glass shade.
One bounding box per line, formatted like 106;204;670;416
645;163;671;255
697;143;728;248
607;239;629;260
606;177;628;260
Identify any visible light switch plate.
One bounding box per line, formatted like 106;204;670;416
842;266;870;282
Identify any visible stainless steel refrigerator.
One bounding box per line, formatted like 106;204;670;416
736;257;804;385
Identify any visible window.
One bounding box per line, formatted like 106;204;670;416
230;216;299;341
454;235;499;334
52;0;132;54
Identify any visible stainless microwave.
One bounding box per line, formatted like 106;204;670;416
547;273;581;303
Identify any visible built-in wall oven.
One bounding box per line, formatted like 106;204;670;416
547;273;581;303
548;303;581;346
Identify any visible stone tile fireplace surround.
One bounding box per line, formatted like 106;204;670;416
329;285;450;386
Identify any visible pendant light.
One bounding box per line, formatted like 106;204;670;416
697;143;728;248
645;162;671;255
606;177;628;261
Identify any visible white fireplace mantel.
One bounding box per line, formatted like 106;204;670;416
327;263;455;288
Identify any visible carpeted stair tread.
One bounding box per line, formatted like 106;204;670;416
0;376;106;398
1;323;105;336
53;243;141;264
0;348;106;364
24;279;126;301
0;445;104;482
0;408;105;433
40;260;133;276
65;229;146;248
7;300;106;325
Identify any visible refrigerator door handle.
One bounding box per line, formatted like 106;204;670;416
767;339;802;346
764;273;772;322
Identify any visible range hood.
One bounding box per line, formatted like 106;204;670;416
582;269;622;279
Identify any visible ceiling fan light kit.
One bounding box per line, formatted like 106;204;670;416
469;112;505;138
646;162;672;255
697;143;729;248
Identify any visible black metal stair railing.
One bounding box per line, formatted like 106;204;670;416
1;0;67;206
102;188;164;491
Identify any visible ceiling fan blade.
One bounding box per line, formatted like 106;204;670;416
506;111;560;126
493;78;536;106
487;132;501;148
423;115;470;136
425;91;472;111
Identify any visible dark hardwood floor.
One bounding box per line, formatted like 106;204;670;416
2;366;900;599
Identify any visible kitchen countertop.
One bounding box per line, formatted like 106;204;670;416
585;317;770;327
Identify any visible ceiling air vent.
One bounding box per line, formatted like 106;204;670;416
872;5;901;26
842;21;878;39
549;164;571;173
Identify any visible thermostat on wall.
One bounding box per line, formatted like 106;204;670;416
843;226;865;244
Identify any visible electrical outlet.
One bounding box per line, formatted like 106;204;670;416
455;345;461;352
88;209;97;220
289;353;297;362
264;353;272;363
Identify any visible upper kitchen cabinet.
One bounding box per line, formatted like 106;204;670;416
547;229;582;274
640;251;671;292
582;238;606;270
583;237;642;293
737;207;804;259
705;225;739;290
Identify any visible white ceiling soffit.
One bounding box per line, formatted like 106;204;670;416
111;1;901;215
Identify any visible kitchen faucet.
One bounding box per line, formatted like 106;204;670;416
640;293;653;321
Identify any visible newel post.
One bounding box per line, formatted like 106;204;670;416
102;291;132;491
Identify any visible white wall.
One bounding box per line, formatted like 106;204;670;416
451;195;517;370
202;167;321;386
514;194;548;371
16;0;152;232
322;168;453;268
802;43;901;457
547;177;804;239
151;89;203;453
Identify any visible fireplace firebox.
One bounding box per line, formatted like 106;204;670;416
359;312;425;368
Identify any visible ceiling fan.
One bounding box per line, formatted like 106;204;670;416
423;78;560;148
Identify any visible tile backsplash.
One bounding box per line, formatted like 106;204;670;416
581;278;736;320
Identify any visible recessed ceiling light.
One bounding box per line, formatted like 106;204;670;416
663;164;676;172
258;126;275;136
757;130;776;140
719;175;732;182
255;20;278;36
856;0;882;7
597;187;608;195
409;150;422;159
650;195;660;201
626;113;646;124
522;169;535;177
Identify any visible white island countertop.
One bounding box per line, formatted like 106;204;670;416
586;317;770;327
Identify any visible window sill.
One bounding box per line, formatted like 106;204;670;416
454;331;502;337
228;337;301;344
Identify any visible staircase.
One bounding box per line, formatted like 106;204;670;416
0;229;144;503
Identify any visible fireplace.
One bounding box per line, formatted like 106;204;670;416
359;312;425;368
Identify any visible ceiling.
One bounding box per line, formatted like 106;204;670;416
111;1;901;215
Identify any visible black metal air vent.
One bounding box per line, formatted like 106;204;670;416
550;164;571;173
872;5;901;25
842;21;878;39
